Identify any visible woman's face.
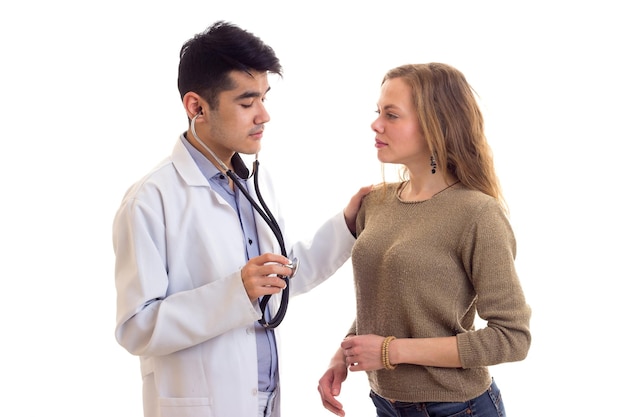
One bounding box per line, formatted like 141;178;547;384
371;77;429;169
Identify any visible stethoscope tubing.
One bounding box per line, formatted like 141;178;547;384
225;164;291;328
190;114;291;328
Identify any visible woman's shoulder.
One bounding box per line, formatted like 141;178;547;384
363;182;401;202
448;185;509;226
450;184;497;205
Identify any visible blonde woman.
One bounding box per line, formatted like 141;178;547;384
318;63;531;417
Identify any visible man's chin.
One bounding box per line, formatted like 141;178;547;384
240;144;262;155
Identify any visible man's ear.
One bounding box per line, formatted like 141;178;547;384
182;92;205;120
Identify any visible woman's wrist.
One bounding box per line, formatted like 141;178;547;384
381;336;397;370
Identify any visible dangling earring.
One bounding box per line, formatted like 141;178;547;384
430;155;437;174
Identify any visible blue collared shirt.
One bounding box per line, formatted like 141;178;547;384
182;135;278;392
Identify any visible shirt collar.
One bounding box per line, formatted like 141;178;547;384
181;133;250;180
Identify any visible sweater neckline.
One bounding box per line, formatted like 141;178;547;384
396;180;460;203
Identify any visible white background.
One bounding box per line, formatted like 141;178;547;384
1;1;624;416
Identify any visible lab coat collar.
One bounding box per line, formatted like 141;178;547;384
176;134;251;183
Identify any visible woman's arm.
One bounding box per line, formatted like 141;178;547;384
341;334;462;372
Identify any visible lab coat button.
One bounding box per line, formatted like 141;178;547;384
252;388;258;396
246;327;254;334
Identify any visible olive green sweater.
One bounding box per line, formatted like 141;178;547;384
348;182;531;403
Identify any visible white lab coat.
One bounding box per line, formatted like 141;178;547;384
113;137;354;417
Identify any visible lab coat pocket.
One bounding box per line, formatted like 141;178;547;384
159;396;212;417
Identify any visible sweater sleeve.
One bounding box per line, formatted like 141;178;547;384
456;200;532;368
346;319;357;337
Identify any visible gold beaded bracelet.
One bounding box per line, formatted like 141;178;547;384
381;336;397;370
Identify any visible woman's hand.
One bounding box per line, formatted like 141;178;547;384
341;334;387;372
318;347;350;416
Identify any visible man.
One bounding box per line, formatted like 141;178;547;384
112;21;369;417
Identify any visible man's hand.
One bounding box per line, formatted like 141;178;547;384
343;185;373;236
241;253;295;301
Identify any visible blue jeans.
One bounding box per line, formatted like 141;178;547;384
370;379;506;417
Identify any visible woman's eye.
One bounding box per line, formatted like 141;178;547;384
375;109;397;119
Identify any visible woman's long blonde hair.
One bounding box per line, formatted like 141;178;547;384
382;63;507;212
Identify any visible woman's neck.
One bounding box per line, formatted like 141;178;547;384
401;171;458;201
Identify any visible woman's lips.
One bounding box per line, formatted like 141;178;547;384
375;138;387;148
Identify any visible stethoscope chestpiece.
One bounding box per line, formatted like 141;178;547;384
286;257;299;278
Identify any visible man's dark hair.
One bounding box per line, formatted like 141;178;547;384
177;21;283;109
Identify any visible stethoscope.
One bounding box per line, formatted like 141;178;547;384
191;113;298;329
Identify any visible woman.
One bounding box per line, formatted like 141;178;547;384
317;63;531;417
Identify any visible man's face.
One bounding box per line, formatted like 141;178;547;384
200;70;271;162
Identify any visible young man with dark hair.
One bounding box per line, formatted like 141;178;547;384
113;21;369;417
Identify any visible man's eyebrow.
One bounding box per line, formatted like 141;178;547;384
235;86;271;101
